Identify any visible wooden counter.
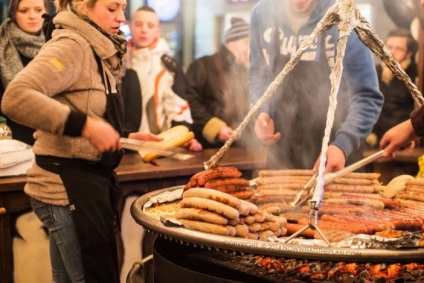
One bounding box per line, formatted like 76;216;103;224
0;147;266;283
115;147;266;204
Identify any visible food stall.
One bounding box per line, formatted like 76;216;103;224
126;0;424;282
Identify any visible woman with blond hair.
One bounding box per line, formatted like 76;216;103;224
1;0;160;281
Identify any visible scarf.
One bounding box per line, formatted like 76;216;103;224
381;59;411;84
81;16;127;61
0;19;45;88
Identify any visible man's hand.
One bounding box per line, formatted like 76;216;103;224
380;119;418;158
218;126;233;142
128;132;163;142
184;138;203;152
313;145;346;173
254;112;281;145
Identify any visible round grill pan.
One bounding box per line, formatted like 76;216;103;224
131;186;424;263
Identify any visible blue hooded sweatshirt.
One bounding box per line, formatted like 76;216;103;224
248;0;383;169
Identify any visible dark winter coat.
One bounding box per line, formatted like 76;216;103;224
372;61;417;143
186;44;256;149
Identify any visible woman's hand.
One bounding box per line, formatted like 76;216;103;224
82;117;164;152
82;116;121;152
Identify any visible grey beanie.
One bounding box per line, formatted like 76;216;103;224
225;17;249;43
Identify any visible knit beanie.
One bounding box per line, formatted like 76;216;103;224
225;17;249;43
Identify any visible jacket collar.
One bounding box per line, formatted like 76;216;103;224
219;44;237;70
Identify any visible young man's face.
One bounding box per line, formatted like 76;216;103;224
130;10;161;49
386;36;411;63
287;0;315;14
226;37;250;67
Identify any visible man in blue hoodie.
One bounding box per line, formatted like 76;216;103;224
249;0;383;172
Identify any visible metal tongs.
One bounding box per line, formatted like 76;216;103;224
290;172;318;208
120;137;194;161
291;149;385;208
285;150;385;246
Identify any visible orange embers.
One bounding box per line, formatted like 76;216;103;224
253;256;424;281
366;263;402;279
256;256;283;271
344;263;359;274
327;262;359;277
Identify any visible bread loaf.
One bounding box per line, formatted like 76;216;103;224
139;125;194;163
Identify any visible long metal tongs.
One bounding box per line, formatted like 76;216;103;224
285;150;385;246
291;149;385;208
120;138;194;161
290;172;318;208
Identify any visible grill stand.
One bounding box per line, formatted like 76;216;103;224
284;202;331;246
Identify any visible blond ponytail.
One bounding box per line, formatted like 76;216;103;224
54;0;69;12
54;0;96;13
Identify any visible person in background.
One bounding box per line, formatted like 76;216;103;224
121;5;202;151
0;1;51;283
1;0;161;282
380;0;424;157
0;0;48;145
368;28;418;148
119;6;201;281
249;0;383;173
185;17;257;149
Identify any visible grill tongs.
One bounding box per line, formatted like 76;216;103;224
285;150;385;246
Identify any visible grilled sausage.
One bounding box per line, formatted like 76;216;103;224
197;167;242;186
213;185;247;194
297;218;371;234
179;219;230;236
180;197;239;220
285;223;316;238
235;224;249;237
204;178;249;188
183;187;241;209
174;208;228;225
229;190;254;200
241;200;259;215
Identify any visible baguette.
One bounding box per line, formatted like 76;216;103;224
139;125;194;163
